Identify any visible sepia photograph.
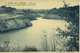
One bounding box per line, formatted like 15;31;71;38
0;0;79;53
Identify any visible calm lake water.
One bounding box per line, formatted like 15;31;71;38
0;17;68;51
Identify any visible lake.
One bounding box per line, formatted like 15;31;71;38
0;17;69;51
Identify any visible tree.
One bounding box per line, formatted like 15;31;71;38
57;1;79;51
63;1;70;8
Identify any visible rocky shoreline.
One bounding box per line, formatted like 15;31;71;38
0;17;32;33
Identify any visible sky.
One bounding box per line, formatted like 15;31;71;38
0;0;79;9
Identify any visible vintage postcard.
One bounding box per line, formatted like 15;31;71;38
0;0;79;53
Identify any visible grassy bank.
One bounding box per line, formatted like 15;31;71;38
0;40;38;52
43;14;61;20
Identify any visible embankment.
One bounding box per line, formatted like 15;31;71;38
0;17;32;33
43;14;61;19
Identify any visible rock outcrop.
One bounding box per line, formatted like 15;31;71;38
0;17;32;33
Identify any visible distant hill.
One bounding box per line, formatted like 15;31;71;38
0;6;16;14
47;5;79;15
46;5;79;20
